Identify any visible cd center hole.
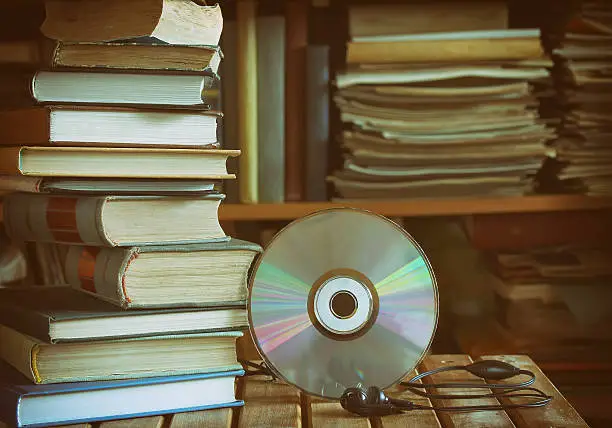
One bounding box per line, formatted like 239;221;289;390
330;291;357;319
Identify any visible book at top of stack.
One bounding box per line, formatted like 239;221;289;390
0;0;237;179
0;1;261;426
329;1;557;200
545;1;612;196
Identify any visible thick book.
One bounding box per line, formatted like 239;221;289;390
41;0;223;46
236;0;258;203
0;147;238;178
305;45;330;201
0;70;219;109
346;29;544;64
220;20;240;203
0;37;223;73
61;239;262;308
0;176;216;195
0;362;243;428
256;15;286;203
0;324;242;384
284;1;308;201
0;106;220;147
0;286;248;343
3;193;227;246
349;2;508;39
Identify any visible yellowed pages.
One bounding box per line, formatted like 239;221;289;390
347;37;544;64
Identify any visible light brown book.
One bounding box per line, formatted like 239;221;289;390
62;239;262;309
0;147;238;179
42;0;223;46
349;1;508;39
0;39;222;73
347;30;544;64
0;324;241;384
236;0;258;204
54;42;223;73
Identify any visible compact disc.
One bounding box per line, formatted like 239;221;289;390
248;208;438;399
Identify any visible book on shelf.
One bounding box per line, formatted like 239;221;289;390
0;362;244;428
346;29;546;65
256;15;286;203
222;11;291;204
222;3;331;204
0;147;238;178
544;1;612;196
0;286;248;343
236;0;258;204
330;0;556;200
463;210;612;250
348;2;509;40
305;44;330;202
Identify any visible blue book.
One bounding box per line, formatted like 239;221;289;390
0;362;244;427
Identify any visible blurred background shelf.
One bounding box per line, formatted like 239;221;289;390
219;195;612;221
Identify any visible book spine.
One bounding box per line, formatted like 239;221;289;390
284;1;308;201
0;71;37;106
220;20;239;203
347;37;544;64
0;301;52;344
0;385;20;428
236;0;259;203
464;211;612;250
0;176;42;193
201;75;221;111
0;325;38;383
305;45;330;201
257;15;286;203
0;107;51;145
3;193;112;246
64;245;134;308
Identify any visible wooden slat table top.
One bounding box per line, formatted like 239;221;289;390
421;355;515;428
6;354;587;428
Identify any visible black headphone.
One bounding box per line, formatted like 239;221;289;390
339;360;553;417
242;359;552;417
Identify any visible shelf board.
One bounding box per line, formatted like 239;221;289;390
219;195;612;221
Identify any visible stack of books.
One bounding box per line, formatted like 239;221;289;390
0;0;262;426
486;245;612;362
547;1;612;195
329;1;556;200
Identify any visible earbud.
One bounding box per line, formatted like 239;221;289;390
340;387;405;417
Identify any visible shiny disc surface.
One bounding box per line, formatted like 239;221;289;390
248;208;438;399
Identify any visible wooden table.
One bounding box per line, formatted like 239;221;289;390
10;354;588;428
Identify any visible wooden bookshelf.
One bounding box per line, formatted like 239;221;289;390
219;194;612;221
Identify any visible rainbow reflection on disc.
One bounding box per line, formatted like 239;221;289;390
248;208;438;399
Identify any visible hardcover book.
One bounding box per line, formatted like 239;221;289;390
0;362;244;428
3;193;228;246
0;325;242;384
0;286;248;343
